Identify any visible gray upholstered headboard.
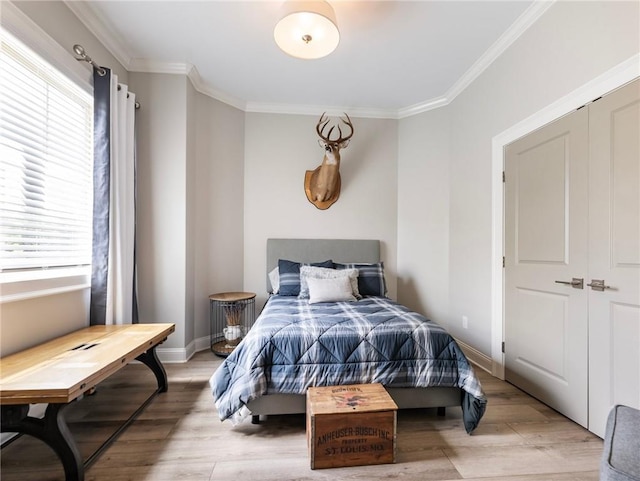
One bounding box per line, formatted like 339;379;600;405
266;238;380;293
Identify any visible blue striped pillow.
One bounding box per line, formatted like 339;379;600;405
277;259;333;296
334;261;387;297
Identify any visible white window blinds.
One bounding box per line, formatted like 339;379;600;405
0;30;93;271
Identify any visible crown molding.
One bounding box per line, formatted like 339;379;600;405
64;0;555;119
444;0;555;103
245;101;398;119
128;58;192;75
186;65;247;111
397;0;556;118
396;96;450;119
64;0;132;71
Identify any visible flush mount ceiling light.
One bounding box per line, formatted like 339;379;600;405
274;0;340;59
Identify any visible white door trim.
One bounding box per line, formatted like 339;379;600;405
490;53;640;379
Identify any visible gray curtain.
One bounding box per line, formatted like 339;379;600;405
90;67;139;325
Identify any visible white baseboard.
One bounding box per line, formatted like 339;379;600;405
454;338;493;374
156;335;210;363
194;335;211;353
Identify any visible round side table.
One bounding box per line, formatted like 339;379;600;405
209;291;256;357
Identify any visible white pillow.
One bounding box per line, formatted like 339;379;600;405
268;267;279;294
307;276;356;304
299;265;360;299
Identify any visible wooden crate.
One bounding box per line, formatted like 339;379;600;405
306;383;398;469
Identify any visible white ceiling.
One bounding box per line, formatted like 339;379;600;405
67;0;544;118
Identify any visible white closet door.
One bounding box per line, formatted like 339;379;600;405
588;78;640;438
504;107;589;427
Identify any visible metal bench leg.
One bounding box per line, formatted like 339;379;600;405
136;345;168;393
1;403;84;481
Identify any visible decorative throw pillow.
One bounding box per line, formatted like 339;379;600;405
334;261;387;297
299;265;360;299
277;259;333;296
268;267;279;294
307;276;356;304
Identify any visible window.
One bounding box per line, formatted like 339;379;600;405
0;29;93;274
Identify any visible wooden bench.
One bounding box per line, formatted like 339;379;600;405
0;323;175;481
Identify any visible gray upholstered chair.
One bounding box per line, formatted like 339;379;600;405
601;405;640;481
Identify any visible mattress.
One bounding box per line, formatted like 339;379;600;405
210;295;487;433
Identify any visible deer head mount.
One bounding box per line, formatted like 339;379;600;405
304;112;354;210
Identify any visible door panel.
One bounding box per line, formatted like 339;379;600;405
516;135;569;264
505;107;589;427
513;288;569;382
588;79;640;437
611;303;640;405
612;101;640;266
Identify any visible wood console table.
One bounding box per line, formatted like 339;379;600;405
0;323;175;481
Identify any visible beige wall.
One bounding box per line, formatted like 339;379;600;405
126;72;246;354
398;0;640;355
193;95;245;342
128;72;188;350
1;0;246;357
3;0;638;362
243;114;398;309
397;107;450;324
185;79;197;346
0;291;89;355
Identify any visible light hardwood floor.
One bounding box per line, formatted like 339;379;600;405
1;350;603;481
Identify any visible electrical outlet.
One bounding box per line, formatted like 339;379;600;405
462;316;468;329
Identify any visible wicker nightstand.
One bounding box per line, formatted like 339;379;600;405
209;292;256;357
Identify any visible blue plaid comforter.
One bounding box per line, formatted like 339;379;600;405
209;295;487;433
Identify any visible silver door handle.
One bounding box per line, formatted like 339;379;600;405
587;279;611;291
555;278;584;289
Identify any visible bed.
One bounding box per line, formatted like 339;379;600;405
209;239;487;434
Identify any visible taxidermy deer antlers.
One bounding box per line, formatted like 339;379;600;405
304;112;354;210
